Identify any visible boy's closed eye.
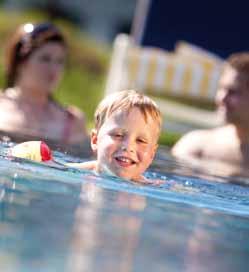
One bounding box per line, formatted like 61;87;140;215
115;133;124;138
110;131;124;139
137;138;148;144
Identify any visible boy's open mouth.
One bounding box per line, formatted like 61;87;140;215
115;156;136;166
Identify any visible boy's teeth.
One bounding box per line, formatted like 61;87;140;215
118;157;132;163
120;157;129;162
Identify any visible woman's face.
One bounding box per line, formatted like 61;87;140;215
17;42;66;95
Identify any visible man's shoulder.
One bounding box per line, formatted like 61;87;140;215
175;128;212;145
171;127;222;159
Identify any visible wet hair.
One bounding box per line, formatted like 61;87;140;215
4;22;66;88
94;90;162;137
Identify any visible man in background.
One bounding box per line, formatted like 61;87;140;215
172;52;249;172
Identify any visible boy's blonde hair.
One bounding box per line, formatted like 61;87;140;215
94;90;162;135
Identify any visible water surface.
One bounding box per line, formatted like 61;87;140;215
0;143;248;272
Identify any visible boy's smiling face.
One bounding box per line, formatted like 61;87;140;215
91;107;159;181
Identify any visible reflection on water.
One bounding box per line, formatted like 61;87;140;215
0;143;248;272
68;184;146;272
67;185;249;272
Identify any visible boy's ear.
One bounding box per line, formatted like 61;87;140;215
91;129;98;153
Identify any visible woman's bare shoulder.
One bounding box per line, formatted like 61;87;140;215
0;91;10;101
0;92;18;110
66;105;85;121
65;105;89;141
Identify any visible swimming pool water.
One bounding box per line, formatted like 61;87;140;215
0;143;248;272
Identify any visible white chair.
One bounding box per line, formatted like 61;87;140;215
105;34;224;133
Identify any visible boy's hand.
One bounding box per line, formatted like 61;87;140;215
137;176;165;186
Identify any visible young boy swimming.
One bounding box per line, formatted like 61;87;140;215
68;90;162;183
10;90;162;184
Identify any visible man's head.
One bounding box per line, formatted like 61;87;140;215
91;90;162;181
216;52;249;126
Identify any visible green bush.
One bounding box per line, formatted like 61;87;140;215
159;131;181;146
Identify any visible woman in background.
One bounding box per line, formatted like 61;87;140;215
0;22;90;156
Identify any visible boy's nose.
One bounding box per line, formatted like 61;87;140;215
122;138;135;152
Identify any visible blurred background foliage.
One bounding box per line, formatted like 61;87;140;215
0;9;180;146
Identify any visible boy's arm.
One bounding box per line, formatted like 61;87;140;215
65;161;97;171
135;175;164;186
